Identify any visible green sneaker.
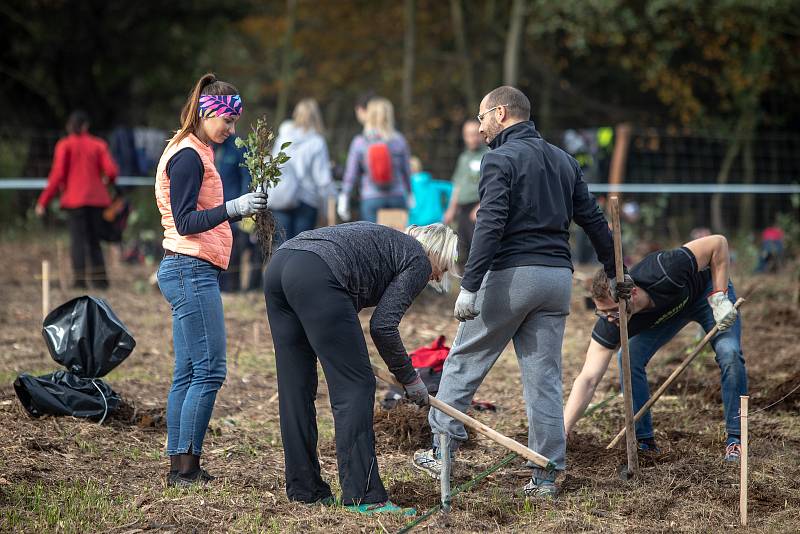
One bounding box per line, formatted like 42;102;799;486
344;501;416;516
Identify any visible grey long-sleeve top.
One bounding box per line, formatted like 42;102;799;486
279;222;430;384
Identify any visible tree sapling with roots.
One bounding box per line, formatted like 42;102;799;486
235;116;291;261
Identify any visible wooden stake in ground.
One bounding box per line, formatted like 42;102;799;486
740;395;749;527
609;197;639;477
371;364;556;470
606;297;747;449
41;260;50;321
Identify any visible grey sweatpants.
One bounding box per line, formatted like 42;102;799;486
429;265;572;472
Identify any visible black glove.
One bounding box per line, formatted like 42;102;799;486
402;374;429;406
609;273;634;302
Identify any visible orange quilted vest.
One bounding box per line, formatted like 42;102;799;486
155;133;232;269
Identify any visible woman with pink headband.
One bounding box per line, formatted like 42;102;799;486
155;73;266;487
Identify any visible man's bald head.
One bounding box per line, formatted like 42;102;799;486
484;86;531;121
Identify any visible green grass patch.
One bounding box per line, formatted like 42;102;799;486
1;479;142;533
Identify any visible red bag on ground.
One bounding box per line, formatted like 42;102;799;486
410;335;449;373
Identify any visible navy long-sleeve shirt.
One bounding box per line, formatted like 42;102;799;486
168;147;234;236
461;121;617;292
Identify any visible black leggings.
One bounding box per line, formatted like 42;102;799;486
264;249;387;505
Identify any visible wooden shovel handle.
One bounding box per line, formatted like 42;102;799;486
372;364;556;470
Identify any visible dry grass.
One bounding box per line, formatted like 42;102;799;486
1;233;798;533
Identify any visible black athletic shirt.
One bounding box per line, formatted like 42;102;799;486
591;246;712;349
279;222;431;384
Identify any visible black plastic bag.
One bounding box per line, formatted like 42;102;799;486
42;296;136;378
14;370;120;422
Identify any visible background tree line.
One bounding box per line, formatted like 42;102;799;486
2;0;798;137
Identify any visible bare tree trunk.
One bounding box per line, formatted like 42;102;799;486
275;0;297;125
450;0;478;111
503;0;526;86
402;0;416;133
710;112;754;234
738;137;755;235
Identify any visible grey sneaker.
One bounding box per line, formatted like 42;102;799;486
522;477;557;499
412;448;453;480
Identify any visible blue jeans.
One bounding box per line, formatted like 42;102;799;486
273;202;319;247
619;280;747;440
360;195;406;223
157;254;227;456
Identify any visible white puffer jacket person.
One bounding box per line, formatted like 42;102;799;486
269;99;333;241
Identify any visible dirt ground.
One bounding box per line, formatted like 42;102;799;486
1;232;799;533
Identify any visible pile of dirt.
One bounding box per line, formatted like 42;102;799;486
373;403;431;450
110;398;166;429
758;370;800;410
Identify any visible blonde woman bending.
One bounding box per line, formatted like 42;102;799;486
338;97;412;222
264;222;457;515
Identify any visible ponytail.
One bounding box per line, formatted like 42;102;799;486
171;72;240;147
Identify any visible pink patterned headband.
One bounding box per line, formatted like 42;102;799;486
198;94;243;118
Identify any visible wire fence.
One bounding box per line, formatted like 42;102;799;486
1;125;798;236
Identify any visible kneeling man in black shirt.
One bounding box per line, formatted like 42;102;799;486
564;235;747;461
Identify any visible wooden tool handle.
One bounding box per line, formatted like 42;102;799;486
372;364;556;470
610;197;639;475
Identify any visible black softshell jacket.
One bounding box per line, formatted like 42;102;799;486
461;121;616;292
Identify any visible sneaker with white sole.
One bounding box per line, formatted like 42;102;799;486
725;437;742;462
522;477;557;499
412;448;453;480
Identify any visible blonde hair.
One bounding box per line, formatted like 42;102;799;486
171;72;238;147
405;223;460;292
365;97;397;139
293;98;325;134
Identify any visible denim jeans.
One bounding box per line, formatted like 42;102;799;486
273;201;319;247
157;254;227;456
359;195;407;223
619;280;747;440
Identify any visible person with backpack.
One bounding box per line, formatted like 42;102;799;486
338;97;412;223
264;222;458;515
269;98;333;244
36;110;119;289
155;73;267;487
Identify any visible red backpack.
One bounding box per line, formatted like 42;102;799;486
365;138;394;188
410;335;450;373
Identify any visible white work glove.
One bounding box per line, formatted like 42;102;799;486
226;191;267;218
454;287;479;322
402;374;429;406
707;291;737;332
337;193;351;222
